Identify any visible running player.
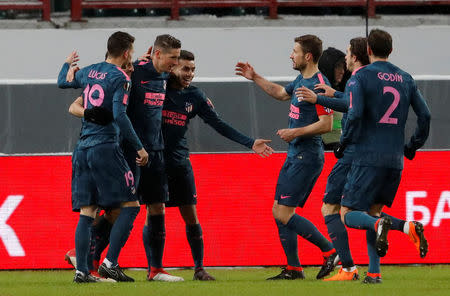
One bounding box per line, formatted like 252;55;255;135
235;35;338;280
57;31;148;283
297;37;428;281
123;34;184;282
336;29;431;284
162;50;274;280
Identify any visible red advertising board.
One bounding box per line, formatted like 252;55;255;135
0;151;449;269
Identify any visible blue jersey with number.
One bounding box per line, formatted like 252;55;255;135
341;61;430;169
316;66;366;164
162;84;254;166
284;72;333;159
126;60;169;151
57;62;142;150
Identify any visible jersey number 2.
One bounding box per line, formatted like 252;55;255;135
83;84;105;108
379;86;399;124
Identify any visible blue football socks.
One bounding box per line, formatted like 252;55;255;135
186;224;204;269
276;219;301;267
75;215;94;274
286;214;333;252
325;214;354;268
105;206;139;266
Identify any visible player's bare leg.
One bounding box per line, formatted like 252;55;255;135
179;205;215;281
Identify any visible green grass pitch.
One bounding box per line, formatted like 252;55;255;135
0;265;449;296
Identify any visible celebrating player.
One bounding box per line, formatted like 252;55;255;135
162;50;273;280
297;37;429;281
236;35;338;280
57;31;148;283
123;34;184;282
336;29;431;283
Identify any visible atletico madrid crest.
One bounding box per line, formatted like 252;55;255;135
185;102;193;113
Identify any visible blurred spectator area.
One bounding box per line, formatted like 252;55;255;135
0;0;50;20
0;1;449;21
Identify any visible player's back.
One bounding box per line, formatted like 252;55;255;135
353;61;416;168
77;61;130;148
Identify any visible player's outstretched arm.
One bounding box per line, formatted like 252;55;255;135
235;62;290;101
296;86;348;113
276;113;333;143
252;139;274;158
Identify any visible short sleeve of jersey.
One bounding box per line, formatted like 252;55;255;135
315;104;333;116
284;74;303;96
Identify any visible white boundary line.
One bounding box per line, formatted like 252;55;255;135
1;75;450;85
1;149;449;157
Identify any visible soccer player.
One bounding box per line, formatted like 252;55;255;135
297;37;429;281
57;31;148;283
336;29;431;284
123;34;184;282
162;50;274;280
235;35;338;280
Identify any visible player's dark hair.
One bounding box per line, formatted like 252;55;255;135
179;50;195;61
349;37;370;66
154;34;181;52
107;31;135;58
368;29;392;58
294;35;323;64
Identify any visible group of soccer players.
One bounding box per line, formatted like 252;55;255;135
57;28;431;284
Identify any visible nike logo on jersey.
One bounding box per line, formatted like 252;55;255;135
280;195;291;199
141;80;150;84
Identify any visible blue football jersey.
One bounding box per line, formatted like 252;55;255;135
57;62;142;150
341;61;430;169
126;60;169;151
284;72;333;159
162;85;254;165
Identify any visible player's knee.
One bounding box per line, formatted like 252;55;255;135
340;207;351;225
104;208;121;223
121;200;140;208
179;206;199;225
321;203;340;217
368;204;383;217
148;202;165;215
80;205;98;218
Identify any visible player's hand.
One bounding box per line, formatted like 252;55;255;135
404;145;416;160
84;107;114;125
295;86;318;104
65;50;79;65
138;46;153;62
136;148;149;166
314;83;336;97
123;62;134;77
252;139;274;158
333;143;346;159
235;62;256;80
276;128;298;143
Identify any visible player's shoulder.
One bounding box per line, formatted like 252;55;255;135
316;71;330;85
186;85;207;100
